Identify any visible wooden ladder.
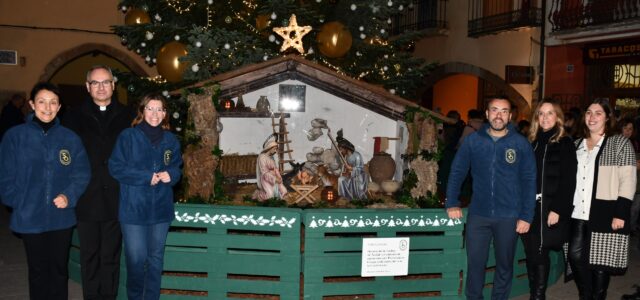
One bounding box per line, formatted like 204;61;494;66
271;113;293;172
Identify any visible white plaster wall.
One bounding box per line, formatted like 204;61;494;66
414;0;541;105
0;1;153;95
219;79;401;170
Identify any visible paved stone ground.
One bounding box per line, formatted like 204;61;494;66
1;206;638;299
512;234;640;300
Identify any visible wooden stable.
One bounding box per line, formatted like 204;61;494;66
177;55;455;202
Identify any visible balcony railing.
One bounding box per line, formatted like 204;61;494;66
468;0;542;37
390;0;448;36
549;0;640;32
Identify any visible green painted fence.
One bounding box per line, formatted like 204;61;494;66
69;205;564;299
72;204;302;300
302;209;466;299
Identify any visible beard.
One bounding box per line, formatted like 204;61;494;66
489;118;507;131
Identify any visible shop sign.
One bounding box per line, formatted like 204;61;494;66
505;65;534;84
584;40;640;64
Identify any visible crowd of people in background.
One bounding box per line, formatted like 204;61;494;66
442;97;640;300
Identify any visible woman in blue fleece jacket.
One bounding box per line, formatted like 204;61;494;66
109;93;182;300
0;82;90;300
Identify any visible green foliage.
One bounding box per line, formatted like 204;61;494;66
242;196;291;207
395;169;442;208
349;198;384;209
397;107;444;208
113;0;436;98
404;105;442;124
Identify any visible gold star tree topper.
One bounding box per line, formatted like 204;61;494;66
273;14;312;54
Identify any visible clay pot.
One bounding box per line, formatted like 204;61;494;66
256;95;270;112
368;152;396;184
381;180;400;195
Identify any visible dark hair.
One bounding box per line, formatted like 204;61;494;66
131;93;171;130
618;117;635;134
485;95;513;111
582;98;616;138
446;110;461;121
30;82;60;101
467;109;483;120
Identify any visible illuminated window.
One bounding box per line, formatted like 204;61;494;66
278;84;306;112
614;65;640;89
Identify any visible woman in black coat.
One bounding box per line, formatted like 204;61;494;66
521;99;577;300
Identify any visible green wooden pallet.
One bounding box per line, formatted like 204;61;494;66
302;209;466;299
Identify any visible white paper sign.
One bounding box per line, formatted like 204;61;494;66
361;237;410;277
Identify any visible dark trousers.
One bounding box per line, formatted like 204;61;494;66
465;214;519;300
568;219;610;300
22;227;73;300
77;220;122;300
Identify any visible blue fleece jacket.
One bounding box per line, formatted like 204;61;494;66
109;125;182;225
445;123;536;223
0;116;90;233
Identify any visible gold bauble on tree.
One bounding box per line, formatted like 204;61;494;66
156;41;188;83
317;21;353;58
124;8;151;25
256;14;271;31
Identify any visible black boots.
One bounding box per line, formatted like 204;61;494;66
591;270;610;300
572;268;610;300
527;263;549;300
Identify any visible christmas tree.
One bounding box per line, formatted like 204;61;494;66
113;0;435;99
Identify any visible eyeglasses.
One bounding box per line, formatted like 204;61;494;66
145;107;166;113
88;80;113;88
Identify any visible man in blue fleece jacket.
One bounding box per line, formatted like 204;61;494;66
446;97;536;300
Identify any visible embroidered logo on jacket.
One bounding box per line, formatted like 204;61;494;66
505;149;516;164
164;150;172;166
59;150;71;166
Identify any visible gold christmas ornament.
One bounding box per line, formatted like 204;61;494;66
317;21;353;58
124;8;151;25
156;41;188;83
256;14;271;31
273;14;312;54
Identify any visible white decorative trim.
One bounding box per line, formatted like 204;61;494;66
306;215;462;229
174;211;297;228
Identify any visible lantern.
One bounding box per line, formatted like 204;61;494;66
321;186;337;203
222;99;235;111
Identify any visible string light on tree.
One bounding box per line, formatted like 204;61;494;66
273;14;311;54
166;0;195;14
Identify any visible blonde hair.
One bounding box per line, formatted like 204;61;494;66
528;99;566;143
